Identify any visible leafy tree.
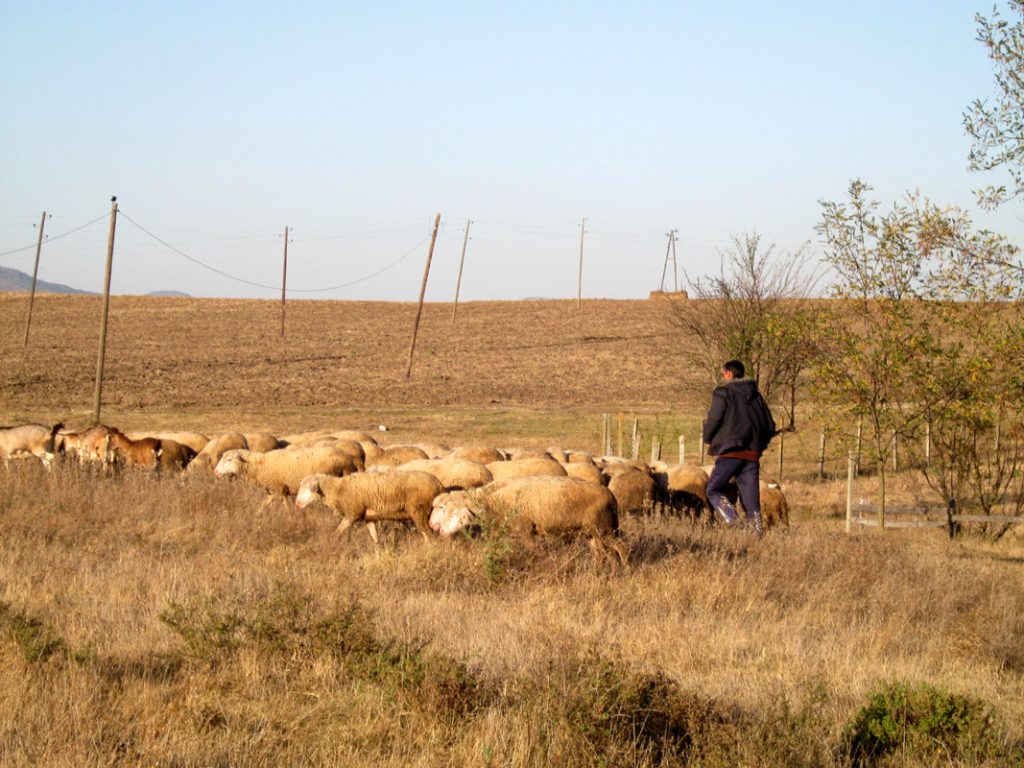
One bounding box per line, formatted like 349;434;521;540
965;1;1024;209
672;232;824;430
817;180;1023;528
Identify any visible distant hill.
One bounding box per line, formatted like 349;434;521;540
148;290;191;298
0;266;92;295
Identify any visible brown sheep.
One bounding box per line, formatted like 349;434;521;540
565;451;596;465
397;458;493;490
430;476;628;565
157;439;197;472
127;431;209;454
364;445;429;470
214;446;361;500
0;422;64;467
108;430;160;469
607;468;656;514
485;456;567;481
296;470;443;541
73;424;120;465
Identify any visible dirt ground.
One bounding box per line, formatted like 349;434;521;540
1;294;711;442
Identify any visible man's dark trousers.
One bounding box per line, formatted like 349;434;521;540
706;457;762;535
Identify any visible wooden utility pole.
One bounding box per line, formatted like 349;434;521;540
405;213;441;379
659;229;678;292
92;197;118;426
451;219;472;325
576;216;586;309
23;210;48;347
280;226;289;338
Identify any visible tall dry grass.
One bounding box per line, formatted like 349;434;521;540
0;459;1021;766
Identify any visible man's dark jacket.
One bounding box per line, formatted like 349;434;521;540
702;378;774;456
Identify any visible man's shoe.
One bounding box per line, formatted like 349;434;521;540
714;504;738;525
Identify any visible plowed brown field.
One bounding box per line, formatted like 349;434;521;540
1;294;709;448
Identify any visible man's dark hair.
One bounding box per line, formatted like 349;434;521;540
723;359;745;378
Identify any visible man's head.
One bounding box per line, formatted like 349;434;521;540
722;359;745;380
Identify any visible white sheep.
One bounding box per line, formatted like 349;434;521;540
0;422;64;467
430;476;628;565
485;456;567;481
296;470;444;541
214;446;361;506
397;458;493;490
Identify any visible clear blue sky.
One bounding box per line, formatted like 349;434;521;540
1;1;1020;300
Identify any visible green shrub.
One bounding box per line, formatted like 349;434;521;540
842;680;1008;766
0;600;67;663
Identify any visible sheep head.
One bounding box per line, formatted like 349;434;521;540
429;490;477;536
295;474;326;509
213;449;247;477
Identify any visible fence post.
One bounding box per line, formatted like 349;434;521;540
818;428;826;479
855;416;863;477
947;498;958;540
699;420;705;464
601;414;609;456
776;429;784;483
846;450;855;534
617;413;624;457
678;435;685;465
649;435;659;462
631;419;639;459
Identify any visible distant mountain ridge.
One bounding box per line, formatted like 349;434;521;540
0;266;92;295
0;267;191;297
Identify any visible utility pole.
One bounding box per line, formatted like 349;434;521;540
23;210;48;347
92;197;118;426
405;213;441;379
576;216;586;309
659;229;678;292
280;226;290;338
451;219;472;325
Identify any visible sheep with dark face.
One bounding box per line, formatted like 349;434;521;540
296;470;443;541
651;462;710;520
430;476;628;565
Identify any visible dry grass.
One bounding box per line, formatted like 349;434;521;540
1;294;1023;765
0;461;1021;766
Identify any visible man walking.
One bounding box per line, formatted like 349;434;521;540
702;359;775;537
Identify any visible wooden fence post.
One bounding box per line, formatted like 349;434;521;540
617;413;624;457
818;428;826;479
699;420;705;464
649;435;659;462
678;435;685;465
846;450;855;534
601;413;609;456
854;417;863;477
776;430;784;482
631;419;639;459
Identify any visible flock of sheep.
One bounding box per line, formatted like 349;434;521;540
0;420;789;563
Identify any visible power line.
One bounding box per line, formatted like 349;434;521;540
117;210;431;293
0;212;110;258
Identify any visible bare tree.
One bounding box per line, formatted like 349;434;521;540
671;232;824;429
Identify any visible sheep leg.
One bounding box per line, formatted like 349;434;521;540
335;517;355;537
366;521;379;545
